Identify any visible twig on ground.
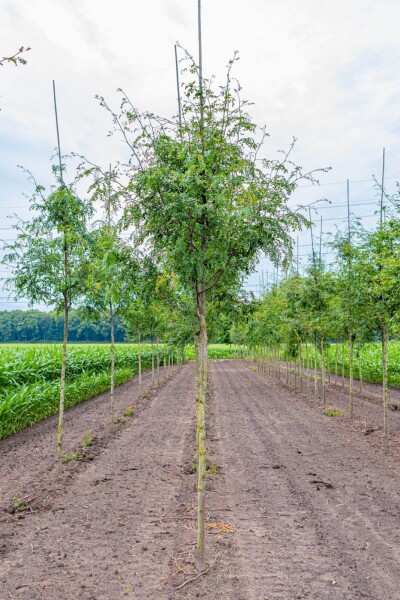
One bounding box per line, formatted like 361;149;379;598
175;551;222;590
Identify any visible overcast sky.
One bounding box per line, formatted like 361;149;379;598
1;0;400;308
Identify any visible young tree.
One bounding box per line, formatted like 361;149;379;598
351;218;400;437
2;168;93;459
95;54;324;570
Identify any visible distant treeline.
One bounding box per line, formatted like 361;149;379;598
0;310;128;343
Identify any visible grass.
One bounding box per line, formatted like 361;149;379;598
81;429;94;447
324;406;345;417
62;451;84;463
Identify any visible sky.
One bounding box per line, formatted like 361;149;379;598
1;0;400;308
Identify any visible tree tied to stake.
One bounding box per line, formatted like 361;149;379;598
96;52;326;570
2;166;93;459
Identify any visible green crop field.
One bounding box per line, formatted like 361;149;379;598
0;343;237;440
0;344;174;440
297;341;400;388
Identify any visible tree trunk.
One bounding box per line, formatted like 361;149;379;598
156;336;160;385
57;293;68;461
151;342;155;387
341;341;345;387
349;331;354;419
110;304;115;421
305;340;310;398
334;340;338;385
320;336;326;404
138;325;142;397
195;284;208;572
299;341;303;393
382;328;389;439
314;336;318;401
358;347;363;394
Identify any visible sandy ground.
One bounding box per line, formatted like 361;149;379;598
1;360;400;599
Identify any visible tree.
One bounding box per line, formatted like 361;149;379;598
93;53;323;570
2;167;93;459
351;218;400;438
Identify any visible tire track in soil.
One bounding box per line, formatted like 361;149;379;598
0;364;196;600
210;359;400;600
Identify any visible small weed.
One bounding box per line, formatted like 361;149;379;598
81;429;94;447
11;491;29;513
250;366;258;372
62;451;84;463
207;463;219;475
111;415;126;425
124;406;133;417
324;406;345;417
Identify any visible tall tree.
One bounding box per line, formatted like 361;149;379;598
95;54;323;570
2;168;93;459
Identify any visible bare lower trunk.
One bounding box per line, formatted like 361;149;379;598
299;342;303;393
334;340;338;385
151;342;155;387
382;328;389;439
57;294;68;461
156;336;160;385
138;326;142;397
110;305;115;421
358;347;363;394
341;341;345;387
320;336;326;404
349;332;354;418
314;337;318;401
195;286;207;572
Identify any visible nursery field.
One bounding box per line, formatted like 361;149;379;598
1;359;400;599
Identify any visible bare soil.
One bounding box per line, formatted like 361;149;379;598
1;360;400;599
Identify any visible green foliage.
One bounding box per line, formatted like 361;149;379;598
2;176;93;311
124;406;133;417
185;344;236;360
81;429;94;447
324;406;345;417
62;451;84;463
11;491;28;513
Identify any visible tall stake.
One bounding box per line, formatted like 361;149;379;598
347;179;354;418
198;0;203;96
308;208;315;264
380;147;386;228
319;216;323;262
52;81;64;186
174;45;183;130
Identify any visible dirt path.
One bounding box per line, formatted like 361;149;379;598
1;360;400;599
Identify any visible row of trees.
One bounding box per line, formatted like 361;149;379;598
233;204;400;439
0;310;128;342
